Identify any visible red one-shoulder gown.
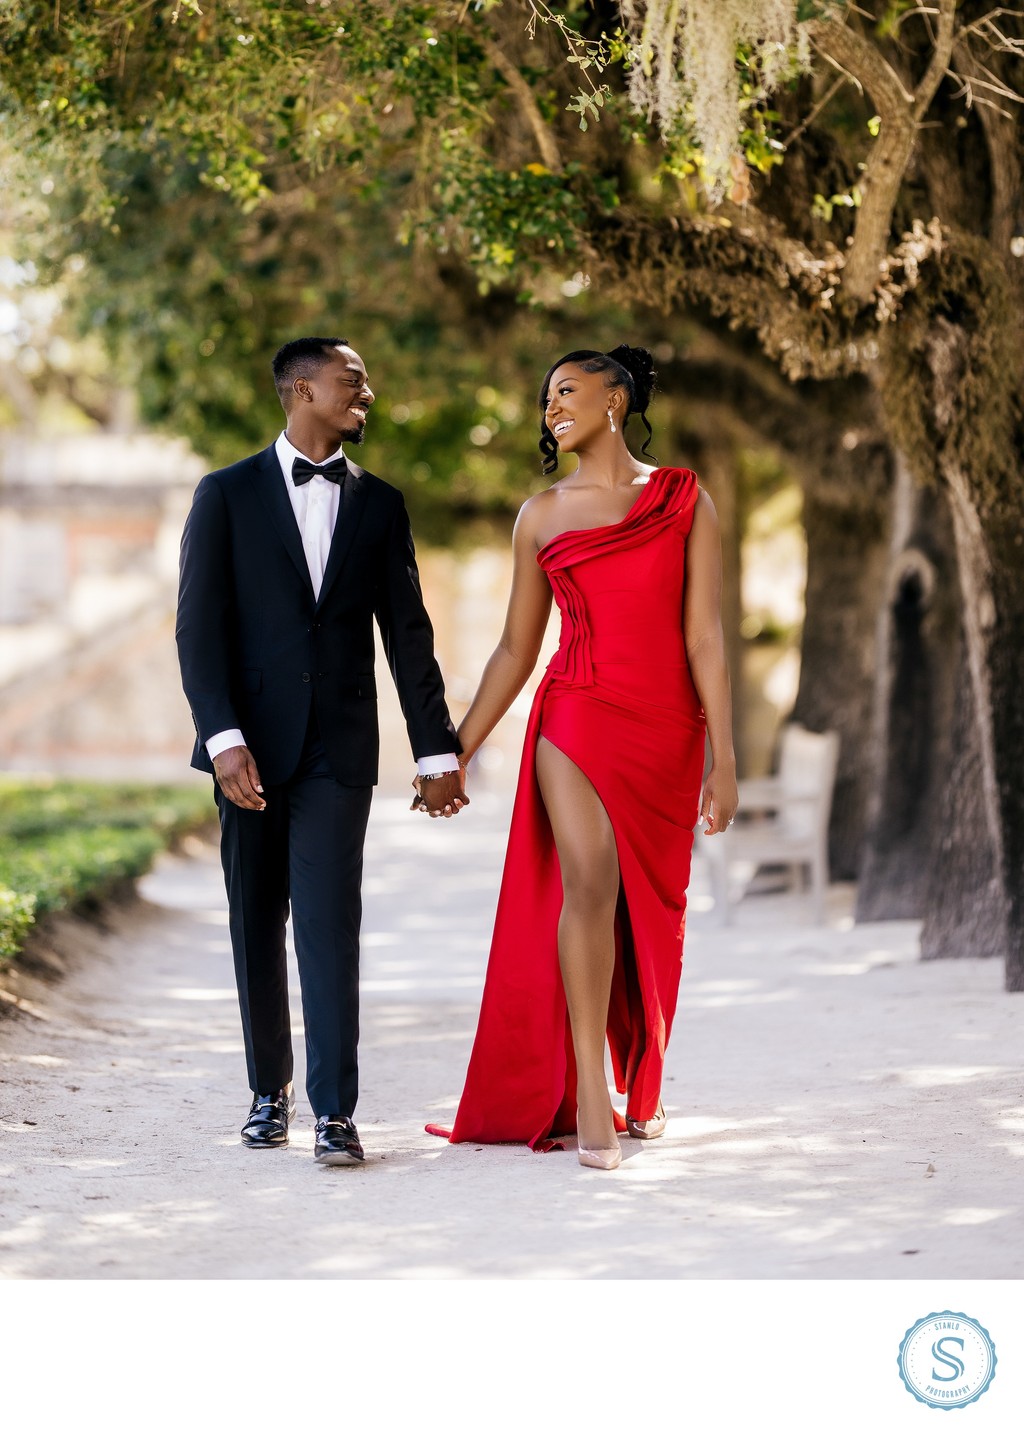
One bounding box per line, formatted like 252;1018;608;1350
427;467;706;1149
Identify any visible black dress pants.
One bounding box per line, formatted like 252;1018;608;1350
216;712;373;1118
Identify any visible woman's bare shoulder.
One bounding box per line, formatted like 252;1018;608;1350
515;485;564;542
686;486;720;541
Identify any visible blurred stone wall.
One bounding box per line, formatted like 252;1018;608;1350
0;432;202;779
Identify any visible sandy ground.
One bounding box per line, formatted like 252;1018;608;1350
1;789;1022;1280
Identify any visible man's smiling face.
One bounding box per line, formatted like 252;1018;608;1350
304;345;375;443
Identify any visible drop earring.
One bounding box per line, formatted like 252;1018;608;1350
607;408;617;433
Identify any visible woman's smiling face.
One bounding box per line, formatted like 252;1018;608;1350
543;363;625;454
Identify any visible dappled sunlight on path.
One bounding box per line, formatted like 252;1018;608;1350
0;793;1021;1279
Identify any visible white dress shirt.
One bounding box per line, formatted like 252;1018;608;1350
206;433;458;777
276;427;343;600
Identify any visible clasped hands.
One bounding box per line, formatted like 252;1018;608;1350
211;744;470;818
410;762;469;819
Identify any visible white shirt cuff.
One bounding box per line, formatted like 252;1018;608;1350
417;753;460;776
206;728;246;761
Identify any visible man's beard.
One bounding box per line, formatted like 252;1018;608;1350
341;421;366;445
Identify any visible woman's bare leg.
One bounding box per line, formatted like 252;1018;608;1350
536;736;619;1151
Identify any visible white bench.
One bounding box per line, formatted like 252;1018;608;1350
700;723;840;924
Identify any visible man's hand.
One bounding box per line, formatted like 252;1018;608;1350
411;768;469;818
213;745;266;811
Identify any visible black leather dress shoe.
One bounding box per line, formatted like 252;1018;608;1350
241;1083;296;1147
314;1115;365;1166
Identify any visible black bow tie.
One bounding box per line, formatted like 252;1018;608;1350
291;455;348;486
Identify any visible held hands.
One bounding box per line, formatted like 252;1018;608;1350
213;745;266;811
699;764;738;836
410;762;469;818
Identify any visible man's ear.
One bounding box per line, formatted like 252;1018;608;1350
292;378;313;404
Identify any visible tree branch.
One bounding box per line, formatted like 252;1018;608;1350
914;0;959;121
480;35;563;172
582;205;862;382
809;4;956;304
809;16;916;303
809;17;915;111
953;37;1022;253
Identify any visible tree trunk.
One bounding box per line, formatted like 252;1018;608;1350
791;437;892;880
920;632;1006;959
980;530;1024;988
878;281;1021;975
854;453;999;943
940;460;1019;976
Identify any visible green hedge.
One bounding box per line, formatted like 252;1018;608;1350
0;779;216;966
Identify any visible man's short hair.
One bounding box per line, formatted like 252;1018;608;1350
271;337;350;405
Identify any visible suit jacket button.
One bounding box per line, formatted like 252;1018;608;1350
301;672;311;682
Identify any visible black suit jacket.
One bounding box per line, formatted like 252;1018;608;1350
175;443;458;787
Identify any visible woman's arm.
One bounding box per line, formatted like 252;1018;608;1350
457;498;554;764
683;490;739;835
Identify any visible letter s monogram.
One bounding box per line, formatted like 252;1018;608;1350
931;1337;966;1382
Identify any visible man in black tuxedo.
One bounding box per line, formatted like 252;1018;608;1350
176;337;467;1165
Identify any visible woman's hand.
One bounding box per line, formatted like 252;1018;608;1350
699;765;738;836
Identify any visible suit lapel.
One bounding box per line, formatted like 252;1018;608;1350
316;459;371;609
248;444;316;601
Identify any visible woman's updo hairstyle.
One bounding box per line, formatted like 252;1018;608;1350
538;343;657;475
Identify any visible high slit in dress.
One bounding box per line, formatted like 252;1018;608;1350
427;467;706;1150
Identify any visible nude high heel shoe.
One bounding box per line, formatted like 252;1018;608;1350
578;1143;622;1170
625;1101;666;1141
577;1111;622;1170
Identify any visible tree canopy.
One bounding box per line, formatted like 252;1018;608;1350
4;1;1017;471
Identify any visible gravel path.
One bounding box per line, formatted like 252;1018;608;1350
1;791;1021;1280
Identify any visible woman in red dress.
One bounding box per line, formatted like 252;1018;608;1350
423;344;737;1169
